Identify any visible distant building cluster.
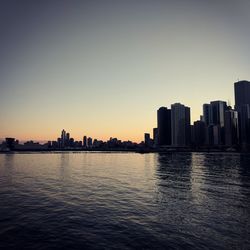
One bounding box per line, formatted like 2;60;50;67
1;132;139;151
45;129;138;150
1;80;250;152
144;80;250;151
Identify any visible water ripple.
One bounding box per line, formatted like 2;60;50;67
0;152;249;249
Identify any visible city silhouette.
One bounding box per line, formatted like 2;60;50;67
2;80;250;152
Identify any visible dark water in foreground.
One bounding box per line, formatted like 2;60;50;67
0;152;249;250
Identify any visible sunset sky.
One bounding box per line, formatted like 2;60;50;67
0;0;250;142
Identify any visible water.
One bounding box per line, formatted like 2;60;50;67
0;152;249;250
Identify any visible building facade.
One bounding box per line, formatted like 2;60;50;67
171;103;190;146
157;107;171;146
234;81;250;147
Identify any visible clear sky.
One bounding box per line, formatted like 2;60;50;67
0;0;250;143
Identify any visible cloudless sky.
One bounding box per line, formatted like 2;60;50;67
0;0;250;142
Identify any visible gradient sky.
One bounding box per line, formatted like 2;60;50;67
0;0;250;142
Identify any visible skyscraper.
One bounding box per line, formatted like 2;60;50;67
171;103;190;146
203;104;212;126
210;101;227;145
210;101;227;127
144;133;151;147
237;105;250;146
87;137;93;147
193;120;206;146
224;109;239;146
153;128;158;146
234;80;250;108
234;80;250;147
157;107;171;146
66;132;70;146
61;129;66;148
83;136;87;148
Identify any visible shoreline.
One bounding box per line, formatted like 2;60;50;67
0;148;249;154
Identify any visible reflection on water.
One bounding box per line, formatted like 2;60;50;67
0;152;249;250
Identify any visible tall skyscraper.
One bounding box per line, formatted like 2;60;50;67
153;128;158;146
210;101;227;127
210;101;227;145
61;129;66;148
193;120;206;146
234;80;250;147
224;109;239;146
171;103;190;146
157;107;171;146
234;80;250;108
237;105;250;145
83;136;87;148
87;137;93;147
203;104;212;126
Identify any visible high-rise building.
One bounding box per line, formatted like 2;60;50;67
234;81;250;147
153;128;158;146
157;107;171;146
210;101;227;145
210;101;227;127
66;133;70;146
237;104;250;145
144;133;151;147
57;138;62;148
205;125;214;146
224;109;239;146
87;137;93;147
171;103;191;146
213;125;221;146
203;104;212;126
193;120;206;146
83;136;87;148
61;129;66;148
234;80;250;108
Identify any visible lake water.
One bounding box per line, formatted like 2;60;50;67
0;152;249;249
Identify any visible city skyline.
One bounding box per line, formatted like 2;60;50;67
2;80;250;148
1;1;250;142
0;80;249;144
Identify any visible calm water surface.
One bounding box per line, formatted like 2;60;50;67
0;152;249;249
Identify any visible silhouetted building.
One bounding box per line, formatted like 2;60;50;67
213;125;221;146
153;128;158;146
66;133;70;146
83;136;87;148
144;133;151;147
234;80;250;108
203;104;212;126
210;101;227;127
5;138;15;150
225;109;239;146
190;125;195;145
21;141;48;150
193;120;206;146
171;103;191;146
69;138;74;147
234;81;250;147
57;138;61;148
87;137;92;147
210;100;227;144
237;104;250;146
61;129;66;148
157;107;171;146
205;125;214;145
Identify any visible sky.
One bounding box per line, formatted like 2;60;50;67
0;0;250;143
